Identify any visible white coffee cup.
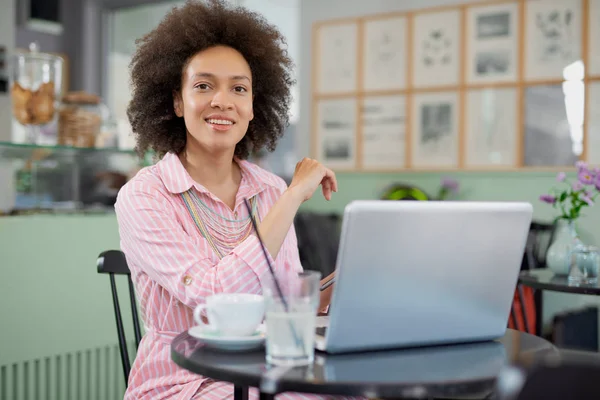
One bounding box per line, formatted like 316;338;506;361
193;293;265;336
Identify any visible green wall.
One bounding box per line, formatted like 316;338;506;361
302;170;599;243
0;215;136;367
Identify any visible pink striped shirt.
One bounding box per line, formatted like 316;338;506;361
115;152;308;399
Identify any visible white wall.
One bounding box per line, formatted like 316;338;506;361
0;0;15;142
243;0;299;123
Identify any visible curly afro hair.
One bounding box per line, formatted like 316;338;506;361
126;0;295;159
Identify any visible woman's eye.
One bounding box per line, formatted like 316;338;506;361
195;83;210;90
234;86;247;93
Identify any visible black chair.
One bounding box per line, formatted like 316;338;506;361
523;221;557;270
294;212;341;278
511;221;557;335
97;250;142;386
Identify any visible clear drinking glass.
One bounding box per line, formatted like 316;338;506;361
263;270;321;366
568;245;600;285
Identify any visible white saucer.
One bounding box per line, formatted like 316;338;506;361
188;324;266;351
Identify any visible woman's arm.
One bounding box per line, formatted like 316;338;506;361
258;158;337;259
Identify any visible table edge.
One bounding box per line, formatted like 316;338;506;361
518;272;600;295
170;332;522;397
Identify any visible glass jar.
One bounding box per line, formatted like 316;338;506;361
10;42;64;143
58;92;103;147
568;244;600;285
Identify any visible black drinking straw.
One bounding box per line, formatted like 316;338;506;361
243;198;306;354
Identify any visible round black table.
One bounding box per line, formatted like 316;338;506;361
519;269;600;295
171;329;557;399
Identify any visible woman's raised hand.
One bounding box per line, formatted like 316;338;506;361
288;158;338;202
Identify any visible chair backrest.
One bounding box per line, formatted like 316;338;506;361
510;221;557;336
294;212;341;278
523;221;557;270
96;250;142;386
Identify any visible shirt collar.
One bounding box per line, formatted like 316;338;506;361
157;152;281;198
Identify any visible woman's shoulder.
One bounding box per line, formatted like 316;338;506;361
115;164;168;212
123;164;165;194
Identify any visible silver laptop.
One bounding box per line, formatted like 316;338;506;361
315;200;533;354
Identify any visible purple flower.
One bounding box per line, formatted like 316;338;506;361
582;195;594;206
539;194;556;204
441;177;459;193
556;172;566;182
595;176;600;191
578;168;594;185
573;181;583;191
576;160;588;170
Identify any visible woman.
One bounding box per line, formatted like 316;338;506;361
115;1;343;398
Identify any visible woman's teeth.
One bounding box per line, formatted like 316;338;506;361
206;119;233;125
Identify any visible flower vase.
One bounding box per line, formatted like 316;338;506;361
546;220;582;275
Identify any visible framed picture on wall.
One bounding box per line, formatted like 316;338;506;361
316;22;358;95
524;84;581;166
587;82;600;165
362;16;407;91
361;94;406;170
412;9;461;88
411;91;459;168
466;2;519;84
589;0;600;77
524;0;582;81
18;0;63;35
465;88;518;168
315;98;357;170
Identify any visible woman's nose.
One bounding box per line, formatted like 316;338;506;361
210;90;233;110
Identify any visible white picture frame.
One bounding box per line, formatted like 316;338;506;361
465;88;518;167
589;0;600;76
361;95;406;170
524;0;582;81
363;16;407;91
587;82;600;165
411;92;459;168
315;98;357;170
412;10;461;88
316;23;358;94
466;2;519;84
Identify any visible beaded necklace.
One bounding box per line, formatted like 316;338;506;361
181;189;258;259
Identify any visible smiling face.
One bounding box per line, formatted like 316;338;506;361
174;45;254;156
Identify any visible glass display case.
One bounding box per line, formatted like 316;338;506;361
0;141;147;214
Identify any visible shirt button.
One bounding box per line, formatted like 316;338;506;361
183;275;193;286
234;211;238;218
